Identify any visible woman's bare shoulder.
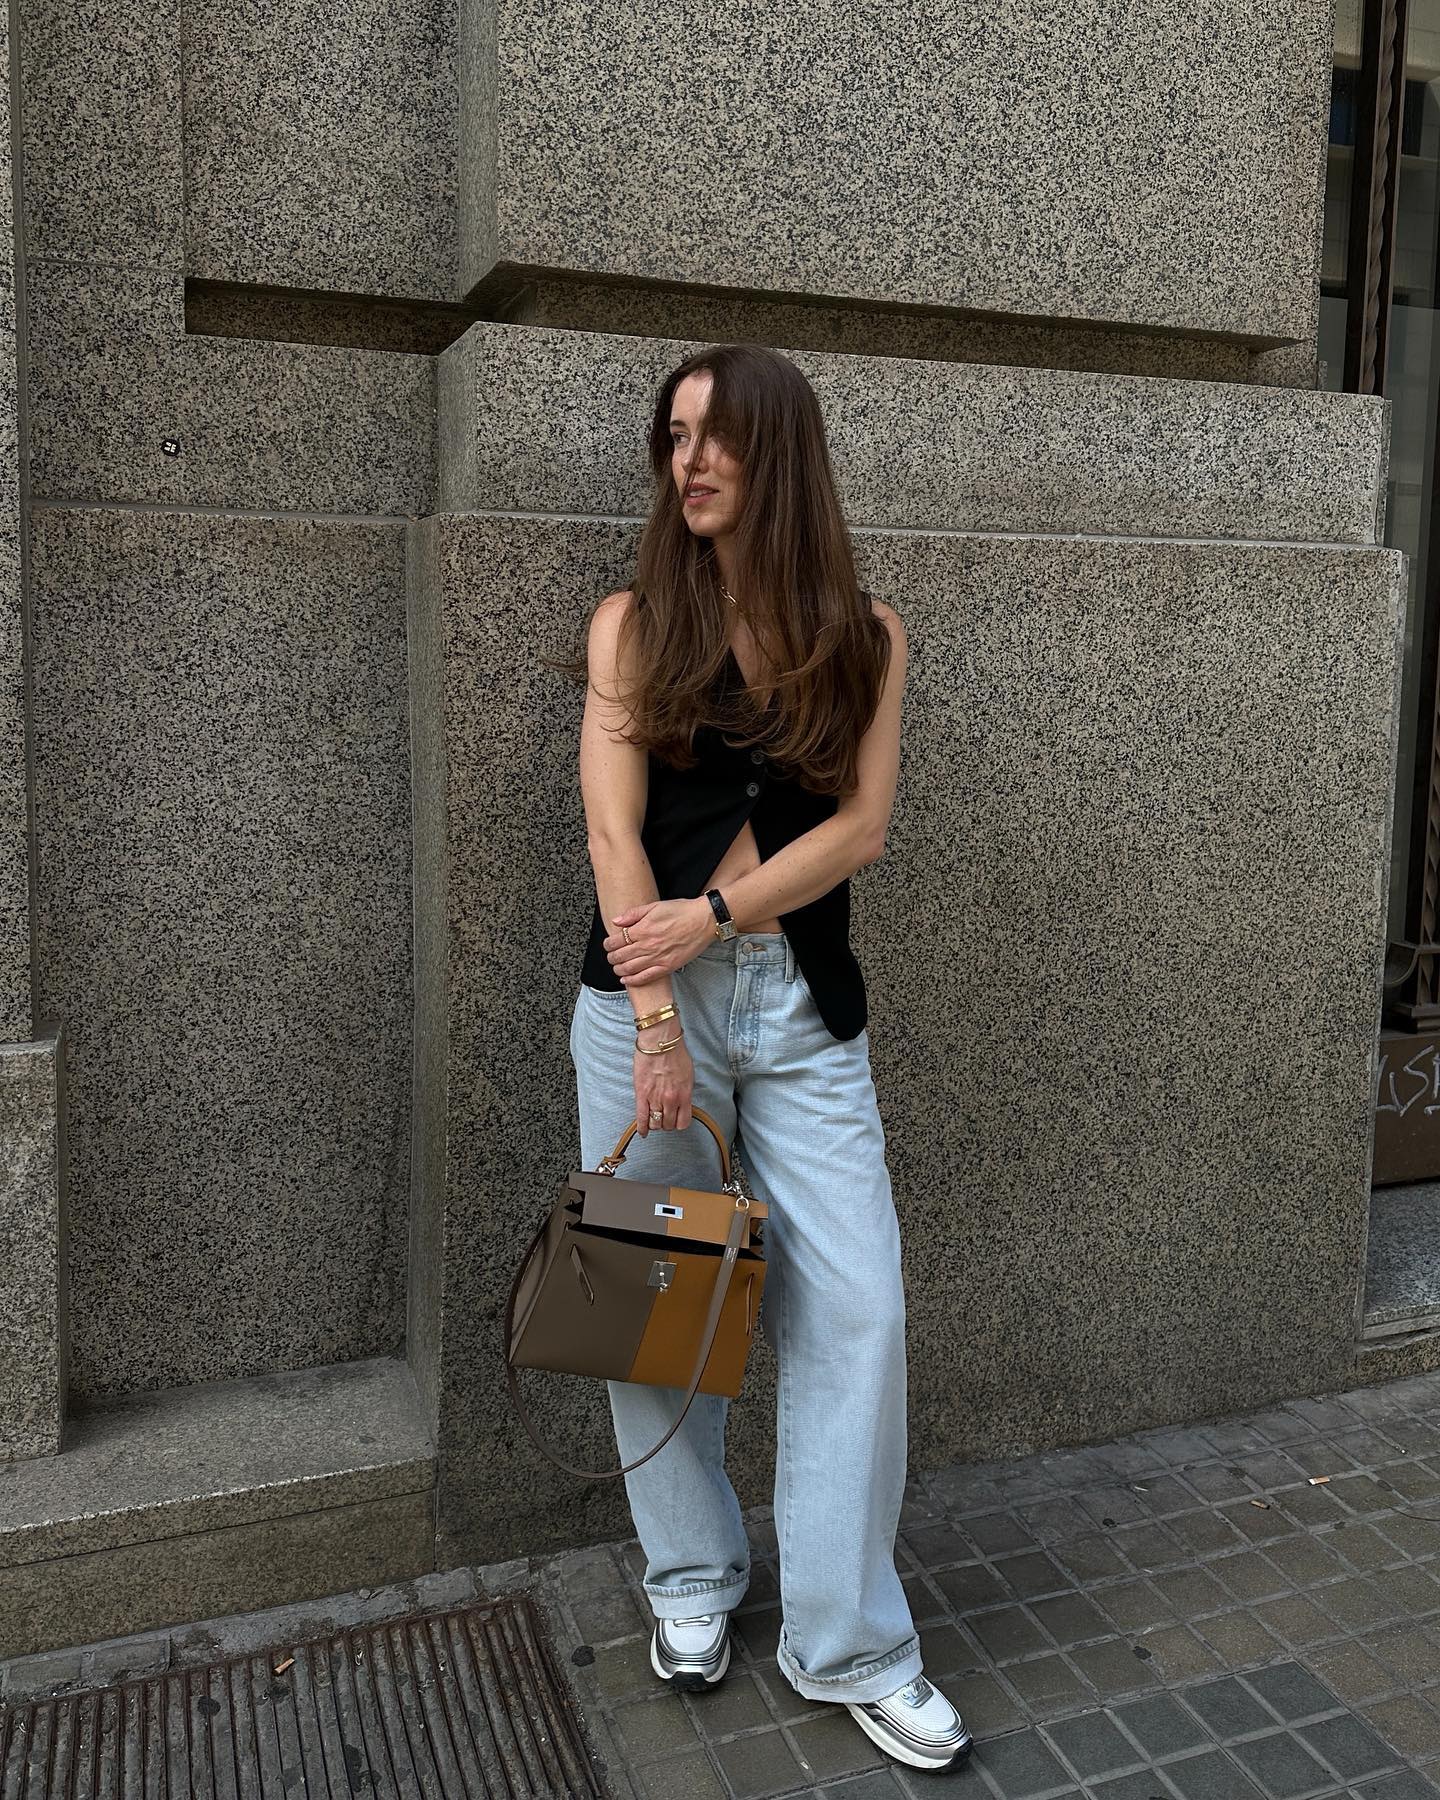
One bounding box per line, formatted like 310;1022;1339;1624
866;595;905;642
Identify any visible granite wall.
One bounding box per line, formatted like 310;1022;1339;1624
18;1;1330;374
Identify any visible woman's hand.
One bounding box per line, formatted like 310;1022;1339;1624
635;1032;694;1136
604;897;716;986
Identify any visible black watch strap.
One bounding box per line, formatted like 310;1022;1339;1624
705;888;737;938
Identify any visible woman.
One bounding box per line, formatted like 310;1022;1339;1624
565;343;972;1775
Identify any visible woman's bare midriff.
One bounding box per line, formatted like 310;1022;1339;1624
703;817;784;933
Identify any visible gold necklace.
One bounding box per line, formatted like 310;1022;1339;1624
720;584;738;607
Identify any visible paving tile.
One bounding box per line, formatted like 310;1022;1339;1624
1069;1637;1162;1700
1112;1691;1213;1759
968;1607;1053;1663
1080;1486;1152;1530
1165;1509;1247;1556
1052;1536;1134;1584
1126;1626;1223;1684
1212;1550;1293;1602
965;1513;1039;1557
1182;1465;1259;1505
570;1587;647;1644
711;1726;807;1798
789;1711;887;1782
1131;1426;1222;1465
1147;1569;1230;1620
1314;1577;1406;1632
1004;1652;1090;1709
1279;1483;1354;1527
1095;1580;1178;1634
1161;1747;1267;1798
684;1670;776;1737
1111;1524;1192;1571
996;1552;1073;1601
1263;1535;1351;1587
1041;1707;1145;1780
1088;1773;1181;1799
1366;1627;1440;1688
1328;1523;1405;1573
1181;1673;1280;1741
817;1773;909;1799
1218;1499;1299;1544
1296;1710;1399;1781
1363;1694;1440;1762
1307;1641;1402;1705
612;1692;705;1761
1016;1497;1098;1544
938;1564;1012;1611
1252;1592;1342;1648
634;1747;729;1799
901;1571;947;1626
899;1522;973;1570
1228;1728;1334;1797
1352;1769;1440;1799
1028;1591;1113;1647
1242;1661;1345;1721
732;1605;783;1664
947;1669;1027;1737
916;1620;981;1676
1191;1608;1284;1668
972;1725;1073;1796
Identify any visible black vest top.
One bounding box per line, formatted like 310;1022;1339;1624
580;648;867;1040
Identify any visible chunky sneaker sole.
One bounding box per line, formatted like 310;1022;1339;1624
844;1672;973;1771
650;1612;732;1691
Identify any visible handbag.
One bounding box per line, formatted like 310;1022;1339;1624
502;1107;769;1481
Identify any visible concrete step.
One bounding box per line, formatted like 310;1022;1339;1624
0;1356;435;1659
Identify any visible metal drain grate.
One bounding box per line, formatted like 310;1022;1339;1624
0;1594;604;1799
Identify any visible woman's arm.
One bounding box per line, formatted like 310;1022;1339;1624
605;602;908;985
580;590;676;1019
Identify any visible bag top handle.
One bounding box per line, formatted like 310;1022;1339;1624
595;1105;731;1185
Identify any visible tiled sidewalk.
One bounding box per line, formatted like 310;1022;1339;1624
535;1369;1440;1799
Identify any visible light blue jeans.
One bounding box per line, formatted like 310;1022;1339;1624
569;928;925;1704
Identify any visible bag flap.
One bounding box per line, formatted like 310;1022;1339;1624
568;1172;767;1247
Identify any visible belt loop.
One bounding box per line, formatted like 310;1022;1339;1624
784;935;796;983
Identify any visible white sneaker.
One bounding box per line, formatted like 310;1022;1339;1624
649;1612;732;1690
844;1671;974;1771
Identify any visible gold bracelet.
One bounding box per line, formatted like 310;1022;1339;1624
634;1004;679;1031
636;1032;685;1055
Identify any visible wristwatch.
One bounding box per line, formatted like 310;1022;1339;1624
705;888;738;941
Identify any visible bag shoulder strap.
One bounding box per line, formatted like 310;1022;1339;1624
502;1198;750;1481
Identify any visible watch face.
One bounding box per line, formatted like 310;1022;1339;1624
719;919;738;940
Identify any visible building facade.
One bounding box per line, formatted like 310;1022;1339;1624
0;0;1425;1654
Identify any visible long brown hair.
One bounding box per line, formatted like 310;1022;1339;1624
551;343;891;797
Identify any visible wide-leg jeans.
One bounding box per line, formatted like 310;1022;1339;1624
569;928;925;1704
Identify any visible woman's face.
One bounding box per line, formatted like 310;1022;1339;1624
670;372;744;539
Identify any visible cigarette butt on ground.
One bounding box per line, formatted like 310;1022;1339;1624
1308;1475;1331;1485
273;1656;295;1674
1249;1498;1270;1508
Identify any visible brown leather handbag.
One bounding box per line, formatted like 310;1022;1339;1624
502;1108;769;1481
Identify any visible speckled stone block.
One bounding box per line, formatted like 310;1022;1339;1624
0;1356;432;1570
20;0;184;269
438;321;1386;542
29;507;413;1403
26;264;436;515
182;0;458;299
1;1488;433;1659
0;1030;66;1463
0;322;27;1044
411;513;1405;1564
488;0;1332;340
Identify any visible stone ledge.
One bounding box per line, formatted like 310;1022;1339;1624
0;1355;433;1571
439;320;1387;545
